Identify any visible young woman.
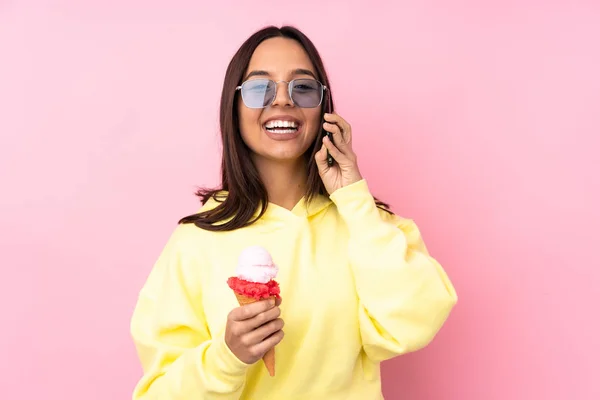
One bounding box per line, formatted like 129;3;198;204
130;25;457;399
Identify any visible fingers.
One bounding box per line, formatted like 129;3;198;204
225;297;284;365
322;135;344;161
246;304;281;331
229;298;275;322
245;317;284;345
322;122;349;154
315;134;347;174
252;329;285;357
323;113;351;143
315;140;330;173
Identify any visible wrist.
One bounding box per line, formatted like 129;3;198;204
343;172;363;188
206;334;250;377
329;179;379;227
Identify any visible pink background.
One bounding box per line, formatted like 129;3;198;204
1;1;599;399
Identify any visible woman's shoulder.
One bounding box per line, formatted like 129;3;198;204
168;194;227;243
164;219;208;253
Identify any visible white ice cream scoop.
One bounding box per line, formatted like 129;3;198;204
235;245;279;284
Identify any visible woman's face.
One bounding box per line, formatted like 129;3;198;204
237;37;322;164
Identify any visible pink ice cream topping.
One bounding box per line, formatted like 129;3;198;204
235;245;279;284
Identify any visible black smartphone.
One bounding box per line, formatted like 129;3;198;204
323;92;334;166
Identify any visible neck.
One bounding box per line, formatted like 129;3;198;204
253;156;307;210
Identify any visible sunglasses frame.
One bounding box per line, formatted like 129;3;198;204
235;78;328;109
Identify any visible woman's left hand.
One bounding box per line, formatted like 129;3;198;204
315;113;363;194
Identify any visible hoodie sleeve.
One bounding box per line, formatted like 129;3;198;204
329;179;458;362
130;225;249;399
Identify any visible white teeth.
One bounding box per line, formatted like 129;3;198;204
268;128;297;134
265;120;298;129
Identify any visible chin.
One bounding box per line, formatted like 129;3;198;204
243;125;318;164
263;149;308;163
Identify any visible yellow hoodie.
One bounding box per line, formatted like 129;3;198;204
130;179;457;399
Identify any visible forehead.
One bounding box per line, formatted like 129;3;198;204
246;37;315;74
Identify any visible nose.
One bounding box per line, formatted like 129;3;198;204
271;81;293;107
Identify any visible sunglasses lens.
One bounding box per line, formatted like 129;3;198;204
240;79;323;108
291;79;323;108
241;79;275;108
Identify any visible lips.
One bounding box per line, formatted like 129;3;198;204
265;124;298;134
262;116;302;134
262;115;303;141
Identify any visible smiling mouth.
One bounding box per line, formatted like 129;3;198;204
264;120;300;134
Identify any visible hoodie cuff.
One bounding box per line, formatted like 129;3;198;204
203;334;249;381
329;179;383;234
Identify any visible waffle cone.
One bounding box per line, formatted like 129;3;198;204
233;292;277;376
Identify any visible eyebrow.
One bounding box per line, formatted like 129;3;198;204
244;68;318;81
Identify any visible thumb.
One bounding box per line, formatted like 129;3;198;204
315;141;329;175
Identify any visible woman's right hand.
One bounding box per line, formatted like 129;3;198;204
225;297;284;364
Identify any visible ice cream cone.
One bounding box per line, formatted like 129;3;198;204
234;292;277;376
228;246;280;377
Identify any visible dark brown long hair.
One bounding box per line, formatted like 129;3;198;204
179;25;390;231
